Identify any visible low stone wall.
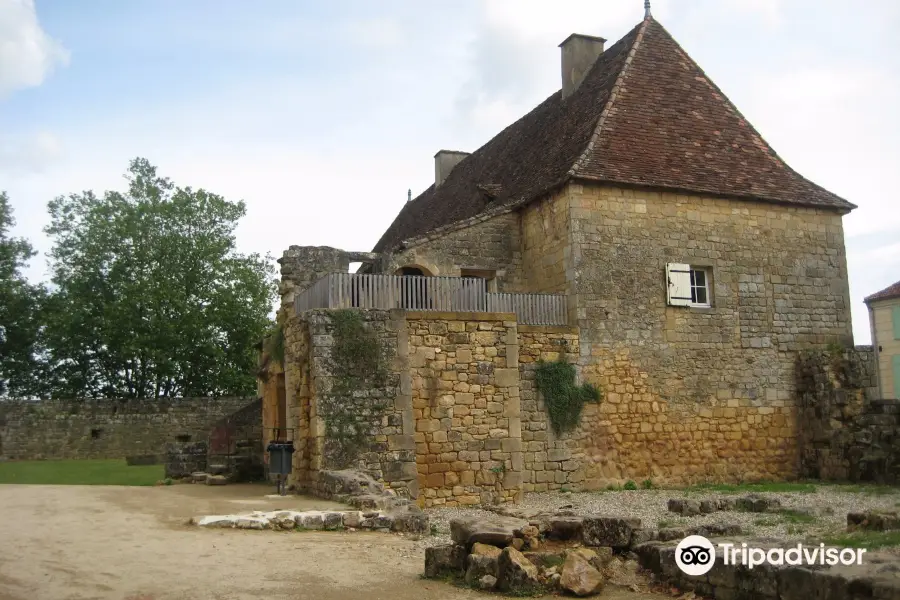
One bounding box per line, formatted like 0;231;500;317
0;397;256;461
796;346;898;482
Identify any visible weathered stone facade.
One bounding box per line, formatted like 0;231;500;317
0;397;255;461
407;312;522;506
562;183;853;485
518;325;583;492
279;309;539;507
277;175;857;492
282;309;419;498
360;182;855;486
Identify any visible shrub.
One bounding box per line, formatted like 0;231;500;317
534;360;601;435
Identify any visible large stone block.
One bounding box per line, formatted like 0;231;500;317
582;517;641;549
424;544;467;578
450;515;529;549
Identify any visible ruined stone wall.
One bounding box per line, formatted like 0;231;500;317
796;346;898;482
518;325;584;492
406;312;523;507
0;397;255;460
379;213;526;292
565;182;853;486
283;314;312;488
285;309;419;498
277;245;351;315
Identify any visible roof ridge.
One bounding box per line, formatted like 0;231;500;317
648;19;857;210
568;18;651;178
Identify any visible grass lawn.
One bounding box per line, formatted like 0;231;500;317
0;459;164;486
683;481;819;494
683;481;900;496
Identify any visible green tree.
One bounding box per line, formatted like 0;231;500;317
43;158;276;399
0;192;48;397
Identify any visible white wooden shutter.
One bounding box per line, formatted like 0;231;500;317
666;263;692;306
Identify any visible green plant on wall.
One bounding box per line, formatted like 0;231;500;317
534;359;600;436
264;321;285;367
321;310;390;468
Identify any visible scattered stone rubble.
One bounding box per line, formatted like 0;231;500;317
192;469;429;534
193;507;427;533
847;510;900;532
667;494;782;516
183;465;231;485
424;507;656;596
423;502;900;599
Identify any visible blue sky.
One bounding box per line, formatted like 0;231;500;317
2;0;898;343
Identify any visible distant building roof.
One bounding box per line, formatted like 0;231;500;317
865;280;900;304
373;16;854;253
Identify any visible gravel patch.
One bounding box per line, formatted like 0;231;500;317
411;484;900;552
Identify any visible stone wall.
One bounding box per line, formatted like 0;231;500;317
796;346;899;482
0;397;255;460
564;182;853;485
278;245;350;314
518;325;584;492
406;312;523;507
283;314;312;487
284;309;419;499
519;190;571;295
378;213;526;292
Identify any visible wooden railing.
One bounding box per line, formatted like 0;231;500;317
294;273;568;326
486;292;568;326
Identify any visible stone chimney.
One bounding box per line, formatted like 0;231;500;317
434;150;469;187
559;33;606;99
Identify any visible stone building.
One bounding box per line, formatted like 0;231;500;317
865;280;900;399
261;13;857;504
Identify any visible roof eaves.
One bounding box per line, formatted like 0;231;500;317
569;175;856;213
864;281;900;304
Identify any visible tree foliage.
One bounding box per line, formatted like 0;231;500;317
0;192;48;397
41;158;276;398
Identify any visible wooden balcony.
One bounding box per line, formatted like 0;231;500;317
294;273;568;326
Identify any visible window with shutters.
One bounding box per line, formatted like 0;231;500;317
666;263;711;308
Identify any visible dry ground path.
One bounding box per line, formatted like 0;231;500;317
0;484;663;600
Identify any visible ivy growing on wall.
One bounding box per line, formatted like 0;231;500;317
264;322;285;367
320;310;390;468
534;359;600;436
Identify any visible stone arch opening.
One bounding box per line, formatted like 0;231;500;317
395;265;433;276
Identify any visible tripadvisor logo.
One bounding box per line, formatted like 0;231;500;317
675;535;868;576
675;535;716;576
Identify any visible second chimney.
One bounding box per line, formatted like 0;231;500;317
559;33;606;99
434;150;470;187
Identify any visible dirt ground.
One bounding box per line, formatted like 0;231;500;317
0;484;665;600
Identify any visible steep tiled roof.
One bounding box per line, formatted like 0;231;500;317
865;280;900;304
373;17;855;253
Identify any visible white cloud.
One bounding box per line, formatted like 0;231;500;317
342;17;404;48
0;0;69;97
0;131;65;175
726;0;783;28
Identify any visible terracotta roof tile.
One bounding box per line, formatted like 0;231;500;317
865;280;900;303
373;17;854;253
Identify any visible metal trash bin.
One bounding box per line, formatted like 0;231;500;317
266;441;294;495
